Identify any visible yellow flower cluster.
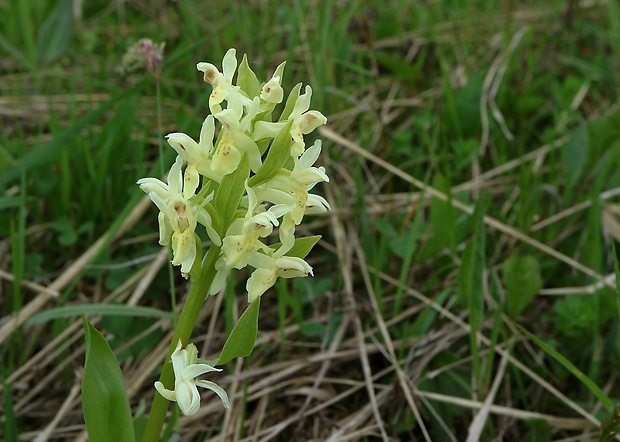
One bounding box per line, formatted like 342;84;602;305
138;49;329;302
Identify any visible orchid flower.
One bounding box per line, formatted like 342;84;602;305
137;156;220;278
245;252;313;303
154;341;230;416
165;115;220;183
211;100;262;176
197;48;251;116
222;182;290;270
260;75;284;104
252;85;327;156
255;140;330;225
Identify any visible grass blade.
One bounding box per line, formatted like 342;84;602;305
2;376;18;441
516;323;614;412
26;304;172;326
460;198;486;397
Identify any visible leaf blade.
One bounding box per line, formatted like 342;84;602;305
36;0;74;61
217;298;260;365
503;255;543;319
82;317;135;442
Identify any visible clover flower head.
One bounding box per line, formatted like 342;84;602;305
119;38;165;81
155;340;230;416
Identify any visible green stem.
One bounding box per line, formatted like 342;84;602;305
156;80;164;177
156;78;178;329
141;245;221;442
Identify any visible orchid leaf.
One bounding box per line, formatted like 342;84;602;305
82;317;135;442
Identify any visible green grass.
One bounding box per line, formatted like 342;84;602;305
2;0;620;440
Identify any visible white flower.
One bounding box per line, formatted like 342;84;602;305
260;75;284;104
197;48;251;116
245;252;313;303
221;182;290;269
208;257;232;296
165;115;220;184
255;140;330;225
252;85;327;156
276;213;296;257
137;156;220;278
155;340;230;416
212;101;262;176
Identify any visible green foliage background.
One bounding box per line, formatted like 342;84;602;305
2;0;620;440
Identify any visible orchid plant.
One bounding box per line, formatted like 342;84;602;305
82;48;329;441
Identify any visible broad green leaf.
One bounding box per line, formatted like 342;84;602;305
53;217;78;246
556;54;608;79
516;323;614;412
0;31;32;69
214;154;250;230
26;304;171;326
553;296;597;338
248;120;293;187
217;298;260;365
286;235;322;259
36;0;73;61
393;183;427;317
502;255;542;319
237;54;260;98
444;74;484;139
82;317;135;442
271;235;321;259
